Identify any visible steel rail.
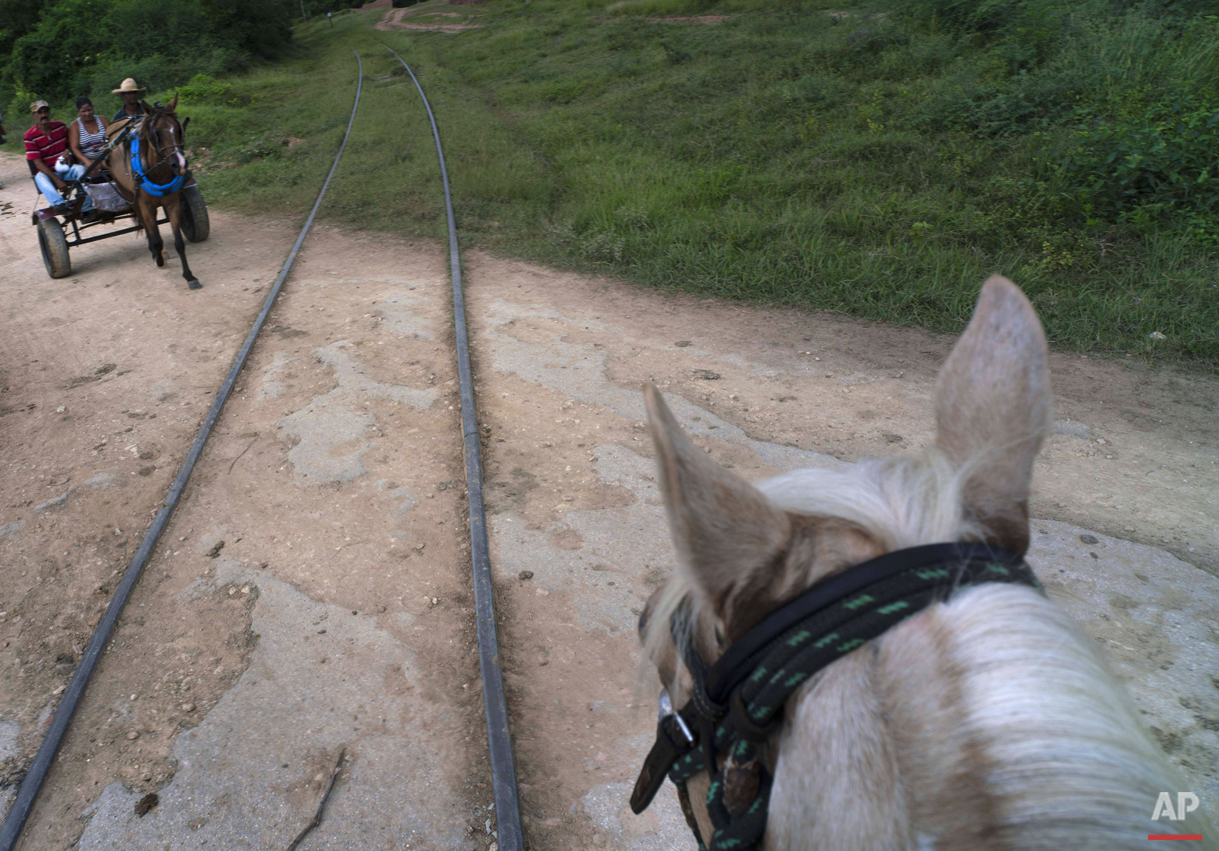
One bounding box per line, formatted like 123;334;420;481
0;49;366;851
381;43;525;851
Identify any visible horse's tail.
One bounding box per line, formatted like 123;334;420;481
130;201;148;238
119;178;147;238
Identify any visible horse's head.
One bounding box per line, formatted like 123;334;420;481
635;275;1219;851
143;93;188;176
637;277;1052;838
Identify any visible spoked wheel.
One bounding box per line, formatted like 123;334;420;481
37;218;72;279
180;185;210;243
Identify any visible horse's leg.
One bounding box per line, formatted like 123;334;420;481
141;196;165;267
165;194;200;290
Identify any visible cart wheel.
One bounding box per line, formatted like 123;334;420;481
37;218;72;279
180;185;210;243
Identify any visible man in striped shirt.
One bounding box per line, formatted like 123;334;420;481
25;100;92;216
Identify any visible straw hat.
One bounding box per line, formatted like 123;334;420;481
112;78;145;94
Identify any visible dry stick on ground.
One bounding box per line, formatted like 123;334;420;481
227;437;258;474
286;747;346;851
329;541;367;565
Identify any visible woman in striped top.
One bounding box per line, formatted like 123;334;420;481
68;96;109;172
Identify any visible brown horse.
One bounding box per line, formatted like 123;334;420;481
636;277;1216;849
106;94;200;289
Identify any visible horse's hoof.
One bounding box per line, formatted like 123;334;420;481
155;256;165;267
187;279;202;290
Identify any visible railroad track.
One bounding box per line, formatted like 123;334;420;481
0;47;531;851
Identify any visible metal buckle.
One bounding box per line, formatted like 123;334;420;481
658;688;695;746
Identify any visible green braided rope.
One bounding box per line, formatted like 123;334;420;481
741;560;1037;724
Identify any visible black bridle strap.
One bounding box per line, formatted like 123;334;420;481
632;711;699;822
705;542;1025;702
130;111;180;176
630;541;1040;827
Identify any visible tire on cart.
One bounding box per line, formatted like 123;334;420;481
37;218;71;279
180;185;210;243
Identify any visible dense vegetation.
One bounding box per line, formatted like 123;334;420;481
5;0;1217;365
0;0;329;120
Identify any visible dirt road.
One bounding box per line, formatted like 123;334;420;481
1;148;1216;849
1;152;482;849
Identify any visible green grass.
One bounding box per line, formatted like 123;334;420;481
129;1;1219;367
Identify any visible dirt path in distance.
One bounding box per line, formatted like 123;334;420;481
375;6;483;32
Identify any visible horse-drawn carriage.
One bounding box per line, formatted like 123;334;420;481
31;95;209;288
33;176;208;279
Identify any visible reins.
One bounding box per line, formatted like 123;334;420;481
631;541;1042;851
51;120;137;211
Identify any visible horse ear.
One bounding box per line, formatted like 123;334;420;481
934;276;1052;555
182;116;190;132
141;100;152;113
167;93;179;112
645;384;791;608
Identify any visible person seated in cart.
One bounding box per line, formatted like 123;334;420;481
24;100;95;219
111;78;147;124
68;96;109;174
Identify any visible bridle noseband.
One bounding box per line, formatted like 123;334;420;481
631;542;1042;851
129;109;186;197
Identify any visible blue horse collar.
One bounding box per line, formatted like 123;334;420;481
130;132;184;197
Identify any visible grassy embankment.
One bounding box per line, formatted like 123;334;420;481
108;0;1219;366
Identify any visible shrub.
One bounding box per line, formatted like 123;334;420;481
1053;95;1219;230
177;73;238;106
917;67;1079;137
